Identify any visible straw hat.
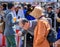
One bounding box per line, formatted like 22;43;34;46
30;6;44;19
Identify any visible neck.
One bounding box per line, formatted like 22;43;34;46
10;9;14;11
38;16;44;19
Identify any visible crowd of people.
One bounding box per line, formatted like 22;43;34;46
0;2;60;47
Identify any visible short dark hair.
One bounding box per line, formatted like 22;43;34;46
21;19;28;25
8;3;14;9
48;7;52;9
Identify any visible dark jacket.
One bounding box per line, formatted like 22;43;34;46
47;11;55;27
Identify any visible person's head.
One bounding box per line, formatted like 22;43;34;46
0;4;3;11
27;4;31;8
47;6;53;12
19;18;30;30
24;5;28;10
30;6;45;19
15;5;22;11
8;3;15;11
2;4;7;10
55;7;60;14
15;5;19;11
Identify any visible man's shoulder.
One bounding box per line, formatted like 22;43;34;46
6;12;12;19
5;10;11;14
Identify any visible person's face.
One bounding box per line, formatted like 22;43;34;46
18;7;22;9
0;6;3;11
19;19;30;30
55;9;59;14
24;6;28;9
15;7;19;11
12;6;15;11
21;22;30;30
47;8;52;12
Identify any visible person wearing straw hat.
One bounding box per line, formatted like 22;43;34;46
19;6;50;47
30;6;50;47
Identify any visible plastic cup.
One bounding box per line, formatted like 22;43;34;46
13;17;16;22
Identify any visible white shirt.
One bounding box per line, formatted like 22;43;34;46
13;9;25;19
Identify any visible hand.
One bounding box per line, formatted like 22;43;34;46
19;18;24;27
13;17;16;22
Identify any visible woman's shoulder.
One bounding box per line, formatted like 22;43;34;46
39;17;49;26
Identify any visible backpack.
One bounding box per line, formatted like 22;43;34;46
46;18;57;43
47;28;57;43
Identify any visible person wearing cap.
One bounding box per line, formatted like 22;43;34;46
19;6;50;47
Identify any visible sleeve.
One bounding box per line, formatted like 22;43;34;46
29;19;37;27
7;14;18;26
19;28;27;36
29;21;32;27
35;21;46;45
